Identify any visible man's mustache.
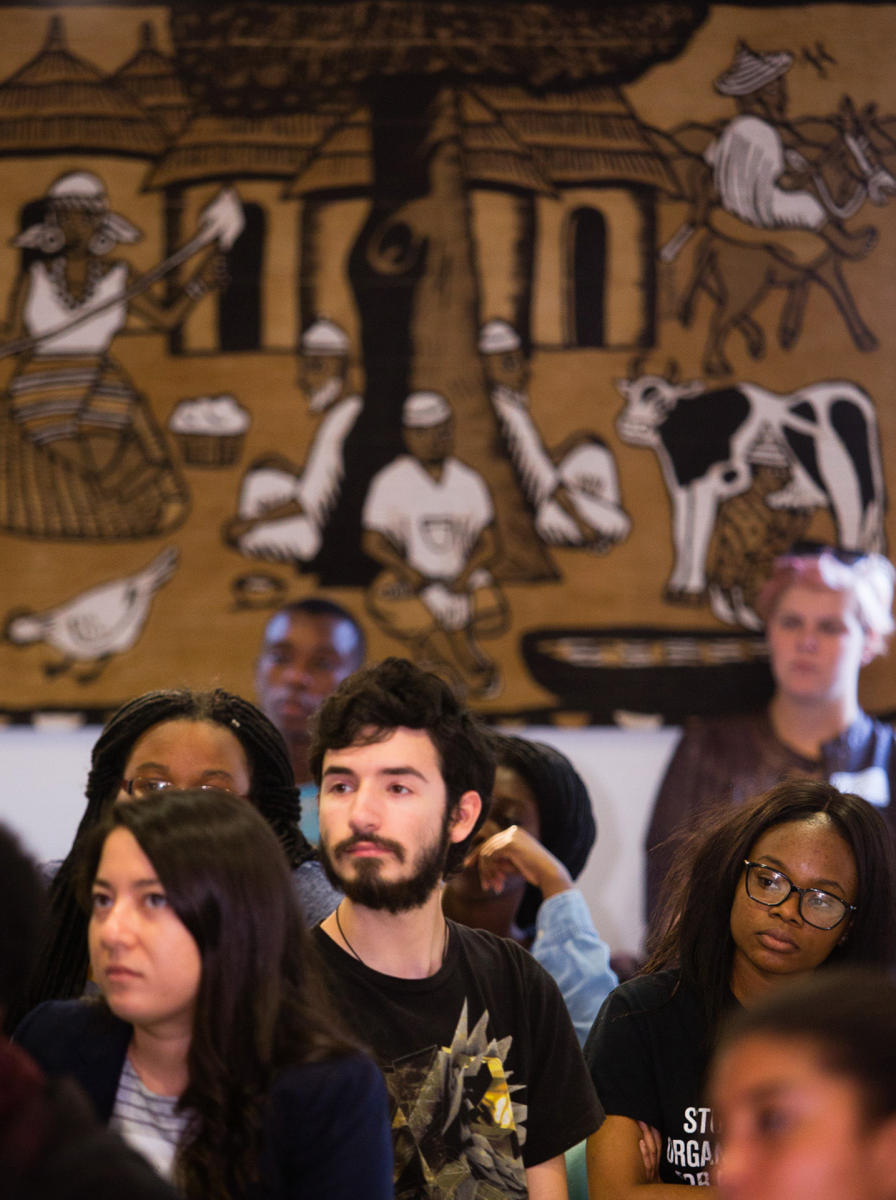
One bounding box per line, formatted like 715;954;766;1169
333;833;406;863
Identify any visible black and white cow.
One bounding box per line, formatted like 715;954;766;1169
616;368;886;601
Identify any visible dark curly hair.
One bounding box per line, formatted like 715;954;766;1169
309;657;495;876
80;789;356;1200
21;688;313;1016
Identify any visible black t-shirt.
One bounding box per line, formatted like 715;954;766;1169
312;919;602;1200
584;970;735;1187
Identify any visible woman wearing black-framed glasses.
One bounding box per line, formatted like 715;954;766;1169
741;859;856;929
585;778;896;1199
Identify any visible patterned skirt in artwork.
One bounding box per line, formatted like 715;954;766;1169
0;352;188;539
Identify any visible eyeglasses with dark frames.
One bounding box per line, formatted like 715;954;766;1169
120;777;245;800
743;860;855;930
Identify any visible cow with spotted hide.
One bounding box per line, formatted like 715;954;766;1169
615;360;886;606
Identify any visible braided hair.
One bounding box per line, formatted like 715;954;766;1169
22;688;312;1013
491;733;596;930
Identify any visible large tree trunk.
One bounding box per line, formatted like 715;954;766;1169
406;85;554;580
316;78;554;584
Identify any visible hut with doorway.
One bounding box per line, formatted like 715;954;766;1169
144;109;342;354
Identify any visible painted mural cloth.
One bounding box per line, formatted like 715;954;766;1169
2;254;186;539
3;1;896;726
706;114;827;231
0;370;187;539
363;455;495;582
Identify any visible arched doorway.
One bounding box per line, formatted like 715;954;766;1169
218;201;264;351
570;205;606;348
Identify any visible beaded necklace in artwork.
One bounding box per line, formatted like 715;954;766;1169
48;255;106;309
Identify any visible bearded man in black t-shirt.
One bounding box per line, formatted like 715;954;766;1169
309;657;602;1200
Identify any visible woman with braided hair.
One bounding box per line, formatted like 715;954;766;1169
19;688;340;1021
442;732;616;1044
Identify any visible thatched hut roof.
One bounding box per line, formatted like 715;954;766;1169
459;90;555;192
286;92;555;197
0;16;166;157
144;110;340;190
109;21;192;138
284;109;372;196
479;84;681;194
286;81;677;198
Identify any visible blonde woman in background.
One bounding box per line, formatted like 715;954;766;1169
646;542;896;926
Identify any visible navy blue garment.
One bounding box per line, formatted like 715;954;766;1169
16;999;393;1200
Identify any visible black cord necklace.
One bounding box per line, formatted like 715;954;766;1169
334;901;364;962
334;901;449;968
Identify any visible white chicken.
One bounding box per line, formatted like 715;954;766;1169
4;546;178;682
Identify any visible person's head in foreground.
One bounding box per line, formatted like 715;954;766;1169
710;968;896;1200
310;656;495;911
442;732;596;940
649;777;896;1031
27;688;308;1011
757;543;895;711
254;597;365;783
80;788;369;1198
0;824;45;1031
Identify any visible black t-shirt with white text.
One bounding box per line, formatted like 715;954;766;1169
584;970;737;1187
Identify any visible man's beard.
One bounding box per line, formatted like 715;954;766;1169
319;813;452;914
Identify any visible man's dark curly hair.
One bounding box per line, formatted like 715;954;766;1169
309;657;494;876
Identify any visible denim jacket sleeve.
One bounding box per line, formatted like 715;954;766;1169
530;890;618;1047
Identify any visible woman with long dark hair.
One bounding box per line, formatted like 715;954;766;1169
16;788;392;1198
22;688;339;1019
585;779;896;1198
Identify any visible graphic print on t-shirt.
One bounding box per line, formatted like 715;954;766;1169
384;1001;528;1199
